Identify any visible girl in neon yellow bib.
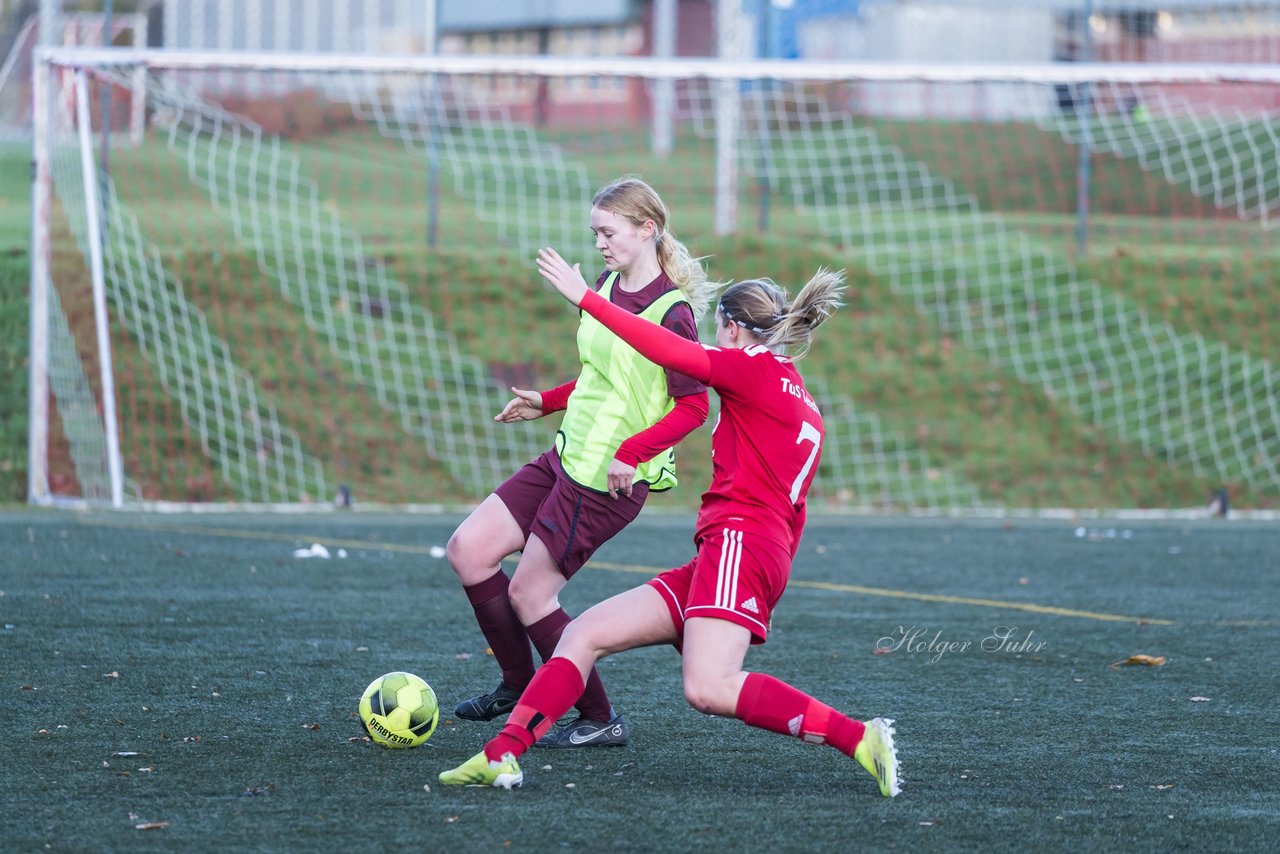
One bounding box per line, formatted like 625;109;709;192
443;177;720;747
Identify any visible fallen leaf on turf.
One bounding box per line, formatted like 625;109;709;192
485;647;494;656
456;653;471;660
1109;654;1165;669
1190;696;1211;702
302;722;320;730
445;816;459;824
134;822;168;831
242;785;275;797
112;751;145;757
103;671;119;678
1151;784;1174;790
872;647;893;656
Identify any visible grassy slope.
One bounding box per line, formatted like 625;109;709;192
3;117;1276;507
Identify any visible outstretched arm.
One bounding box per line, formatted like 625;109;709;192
536;247;712;383
615;391;710;467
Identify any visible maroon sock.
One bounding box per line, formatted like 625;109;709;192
735;672;866;756
526;608;613;722
485;657;585;762
463;572;535;691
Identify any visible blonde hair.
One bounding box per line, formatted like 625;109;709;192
592;176;720;320
717;267;845;359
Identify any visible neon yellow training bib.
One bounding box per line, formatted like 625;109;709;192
556;272;688;493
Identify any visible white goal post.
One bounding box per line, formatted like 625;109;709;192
28;47;1280;512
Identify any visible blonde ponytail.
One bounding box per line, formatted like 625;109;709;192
717;267;845;359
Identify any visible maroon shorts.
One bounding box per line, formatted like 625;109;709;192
495;448;648;578
647;526;791;645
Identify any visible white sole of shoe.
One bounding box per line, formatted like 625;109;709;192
867;717;902;797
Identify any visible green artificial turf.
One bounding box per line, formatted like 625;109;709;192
1;510;1276;851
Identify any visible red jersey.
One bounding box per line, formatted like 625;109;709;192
697;345;823;552
577;290;823;554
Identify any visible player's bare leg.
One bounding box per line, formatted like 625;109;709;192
445;493;525;586
683;616;900;797
679;617;752;715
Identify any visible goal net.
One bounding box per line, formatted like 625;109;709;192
28;49;1280;512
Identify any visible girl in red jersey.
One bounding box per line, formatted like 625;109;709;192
444;178;717;748
439;250;901;797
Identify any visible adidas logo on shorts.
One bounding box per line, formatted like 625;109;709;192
740;596;760;614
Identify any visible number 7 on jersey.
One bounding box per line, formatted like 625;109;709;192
789;421;822;504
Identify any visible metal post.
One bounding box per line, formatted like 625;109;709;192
28;54;52;504
756;0;775;234
75;69;126;508
425;0;441;248
424;0;438;55
129;62;146;145
715;0;743;236
651;0;676;157
39;0;61;49
1075;0;1094;253
100;0;112;240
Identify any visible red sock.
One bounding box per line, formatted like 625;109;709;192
484;657;585;762
464;572;535;691
735;673;866;756
526;609;613;722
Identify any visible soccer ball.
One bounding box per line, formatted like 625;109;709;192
358;671;439;748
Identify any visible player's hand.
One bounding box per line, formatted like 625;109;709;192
494;387;544;422
536;247;589;306
606;458;637;500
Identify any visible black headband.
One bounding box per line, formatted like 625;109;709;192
719;303;770;336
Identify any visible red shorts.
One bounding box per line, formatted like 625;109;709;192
495;448;648;578
647;527;791;645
